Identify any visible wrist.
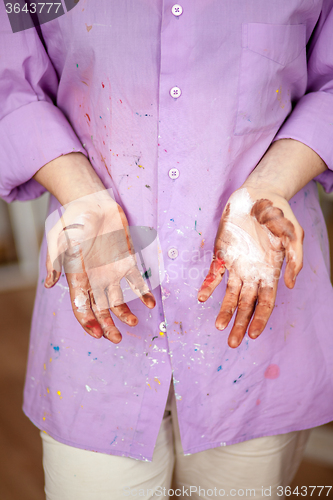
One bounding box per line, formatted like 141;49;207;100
34;152;107;205
242;139;327;201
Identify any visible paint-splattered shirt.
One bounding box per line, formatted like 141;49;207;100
1;0;333;460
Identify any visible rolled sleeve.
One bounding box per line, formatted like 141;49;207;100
0;15;87;202
274;2;333;192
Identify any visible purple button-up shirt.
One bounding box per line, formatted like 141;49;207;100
1;0;333;461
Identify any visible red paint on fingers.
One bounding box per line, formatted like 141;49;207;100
198;256;226;301
84;319;103;338
203;256;226;285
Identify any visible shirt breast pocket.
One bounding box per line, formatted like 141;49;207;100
234;23;307;136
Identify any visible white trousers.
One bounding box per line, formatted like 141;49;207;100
41;384;310;500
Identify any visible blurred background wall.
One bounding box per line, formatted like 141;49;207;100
0;188;332;499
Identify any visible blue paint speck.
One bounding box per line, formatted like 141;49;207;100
217;365;222;372
110;435;117;445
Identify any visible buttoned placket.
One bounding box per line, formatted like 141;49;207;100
158;1;187;338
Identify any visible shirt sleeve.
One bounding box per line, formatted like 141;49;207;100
273;0;333;192
0;13;87;203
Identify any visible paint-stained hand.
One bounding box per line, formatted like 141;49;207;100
44;192;155;343
197;188;304;348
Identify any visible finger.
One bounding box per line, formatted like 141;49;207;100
248;279;278;339
227;281;258;348
198;255;226;302
215;272;242;331
106;284;139;326
46;214;71;270
125;266;156;309
67;272;103;339
284;225;304;288
110;303;138;327
106;284;125;308
44;250;61;288
89;291;122;343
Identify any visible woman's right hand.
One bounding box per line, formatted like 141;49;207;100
33;152;155;344
44;191;156;343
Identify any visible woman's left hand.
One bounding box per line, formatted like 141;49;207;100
197;187;304;348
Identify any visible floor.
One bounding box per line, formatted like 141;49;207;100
0;287;332;499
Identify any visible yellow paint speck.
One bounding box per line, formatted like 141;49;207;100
44;363;46;370
49;358;52;363
57;390;63;399
159;331;164;336
53;312;56;316
147;382;152;389
46;387;50;394
43;417;46;421
276;89;279;93
154;377;161;385
138;165;144;169
200;239;205;248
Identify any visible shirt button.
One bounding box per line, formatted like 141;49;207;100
171;4;183;16
168;168;180;180
168;248;179;260
170;86;182;99
159;321;167;333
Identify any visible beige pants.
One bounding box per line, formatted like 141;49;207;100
41;384;310;500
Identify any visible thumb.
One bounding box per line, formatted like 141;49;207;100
251;198;303;288
44;250;62;288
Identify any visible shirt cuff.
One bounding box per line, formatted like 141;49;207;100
273;91;333;193
0;100;87;202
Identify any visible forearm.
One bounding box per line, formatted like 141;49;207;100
243;139;328;200
33;153;106;205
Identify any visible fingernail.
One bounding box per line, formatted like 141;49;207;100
104;327;122;343
229;338;240;348
45;273;52;287
217;324;226;331
107;332;122;343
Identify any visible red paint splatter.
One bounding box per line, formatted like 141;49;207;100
264;364;280;380
256;398;261;405
101;82;105;88
85;319;103;338
100;152;112;180
85;113;91;121
200;257;226;291
119;99;122;103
